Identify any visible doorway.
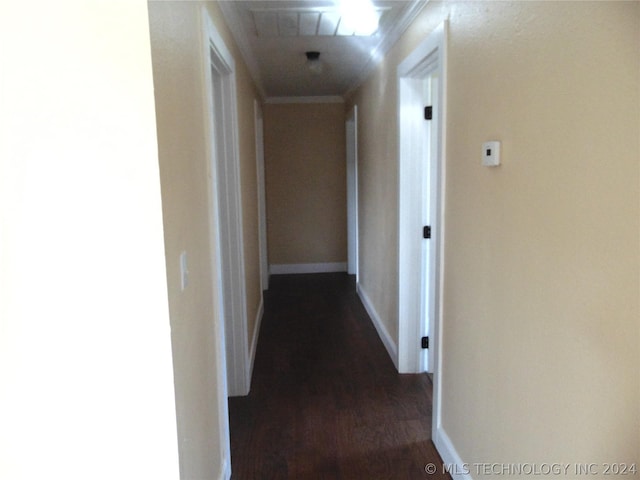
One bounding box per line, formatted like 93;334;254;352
397;19;447;438
202;13;250;401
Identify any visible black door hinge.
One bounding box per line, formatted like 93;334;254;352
423;225;431;239
424;106;433;120
421;336;429;349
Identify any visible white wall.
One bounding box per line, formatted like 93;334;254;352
0;1;180;478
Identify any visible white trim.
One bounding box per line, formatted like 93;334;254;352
218;457;232;480
346;105;359;279
254;100;269;291
357;283;399;370
396;22;449;469
432;20;448;450
397;21;446;374
248;297;264;380
265;96;345;104
202;6;235;72
434;427;473;480
200;7;236;478
201;7;250;399
269;262;347;275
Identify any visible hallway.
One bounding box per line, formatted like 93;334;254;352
228;273;450;479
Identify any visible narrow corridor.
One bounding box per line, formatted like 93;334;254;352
229;273;450;479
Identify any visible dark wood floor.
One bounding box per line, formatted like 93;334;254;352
229;273;451;479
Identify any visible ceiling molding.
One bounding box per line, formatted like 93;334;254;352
345;0;428;97
217;1;267;99
265;96;345;104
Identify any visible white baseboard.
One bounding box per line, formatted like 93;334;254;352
269;262;347;275
218;457;231;480
248;296;264;381
434;426;473;480
356;282;399;370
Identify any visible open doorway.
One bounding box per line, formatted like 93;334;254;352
397;19;447;440
202;12;250;401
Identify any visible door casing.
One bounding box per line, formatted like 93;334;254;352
254;100;269;292
396;19;448;440
202;9;250;404
346;105;359;279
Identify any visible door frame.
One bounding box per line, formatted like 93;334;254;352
397;20;447;437
346;105;359;279
254;100;269;292
201;9;250;404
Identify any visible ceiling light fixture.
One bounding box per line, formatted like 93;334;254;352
338;0;379;36
305;51;323;75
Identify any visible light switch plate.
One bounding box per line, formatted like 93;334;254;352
180;251;189;291
482;141;501;167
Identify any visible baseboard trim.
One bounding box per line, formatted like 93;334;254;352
269;262;347;275
219;457;231;480
248;296;264;381
356;282;399;370
434;426;473;480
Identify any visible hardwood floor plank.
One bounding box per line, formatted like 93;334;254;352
229;273;451;479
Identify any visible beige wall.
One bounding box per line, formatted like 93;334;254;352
0;1;180;478
348;1;639;475
149;1;262;477
348;59;401;341
205;2;263;344
264;102;347;266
